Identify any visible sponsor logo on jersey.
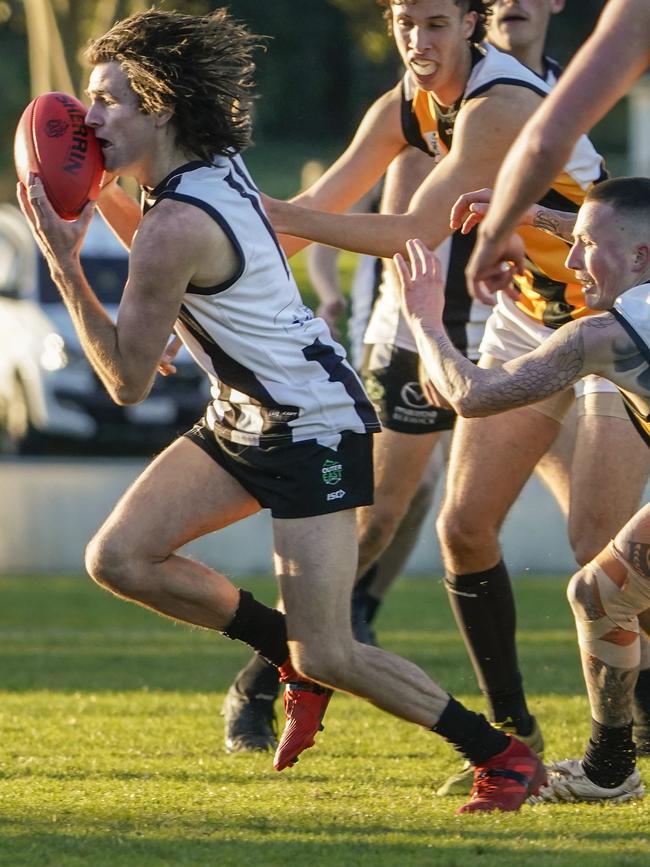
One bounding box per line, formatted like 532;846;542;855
321;458;343;486
326;489;346;501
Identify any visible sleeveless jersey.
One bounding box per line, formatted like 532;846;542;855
403;43;607;330
142;156;380;447
365;48;574;356
611;283;650;446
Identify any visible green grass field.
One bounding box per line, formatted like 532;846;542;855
1;574;648;866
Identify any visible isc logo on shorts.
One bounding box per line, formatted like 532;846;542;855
326;489;346;501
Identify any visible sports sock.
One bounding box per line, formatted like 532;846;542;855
221;589;288;668
445;560;532;733
356;563;378;592
353;563;383;628
582;719;636;788
233;653;280;701
431;696;510;765
365;593;382;624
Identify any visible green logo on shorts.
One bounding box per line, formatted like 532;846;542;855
321;458;343;486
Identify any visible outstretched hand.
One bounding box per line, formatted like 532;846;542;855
449;187;530;305
449;187;493;235
393;238;445;333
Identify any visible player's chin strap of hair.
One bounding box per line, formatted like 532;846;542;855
568;542;650;669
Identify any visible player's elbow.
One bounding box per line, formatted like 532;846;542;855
453;390;492;419
110;378;150;406
525;121;567;167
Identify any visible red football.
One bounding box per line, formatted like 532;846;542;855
14;92;104;221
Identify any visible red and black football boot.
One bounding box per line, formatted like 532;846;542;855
273;659;333;771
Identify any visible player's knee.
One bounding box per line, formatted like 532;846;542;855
566;566;590;621
85;529;138;596
436;506;494;560
567;556;643;670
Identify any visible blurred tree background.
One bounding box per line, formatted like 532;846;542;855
0;0;618;201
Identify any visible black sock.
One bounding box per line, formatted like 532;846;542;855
221;589;288;668
365;594;382;624
633;667;650;733
356;563;378;592
432;696;510;765
445;561;531;733
233;654;280;701
583;719;636;788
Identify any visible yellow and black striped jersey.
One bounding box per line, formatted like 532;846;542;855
403;44;608;330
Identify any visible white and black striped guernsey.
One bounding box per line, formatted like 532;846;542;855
142;156;380;447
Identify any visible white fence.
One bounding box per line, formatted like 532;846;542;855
0;457;577;577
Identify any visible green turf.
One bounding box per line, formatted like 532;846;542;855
0;574;648;866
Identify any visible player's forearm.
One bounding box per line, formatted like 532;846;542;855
96;182;141;251
49;259;154;404
530;207;576;244
410;322;487;416
411;320;582;418
270;200;432;258
478;128;573;248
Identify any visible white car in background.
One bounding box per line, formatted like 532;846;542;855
0;204;209;454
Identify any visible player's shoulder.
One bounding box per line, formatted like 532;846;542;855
464;44;550;102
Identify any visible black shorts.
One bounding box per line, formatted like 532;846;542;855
185;424;374;519
361;344;456;434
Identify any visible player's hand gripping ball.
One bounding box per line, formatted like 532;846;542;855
14;92;104;221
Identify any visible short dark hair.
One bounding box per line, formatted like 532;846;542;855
377;0;494;44
86;8;264;159
585;177;650;220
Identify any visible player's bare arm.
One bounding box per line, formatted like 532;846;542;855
394;238;637;417
274;86;407;258
450;188;576;245
19;185;234;404
468;0;650;293
267;85;542;259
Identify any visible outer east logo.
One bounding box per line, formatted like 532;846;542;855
321;458;343;486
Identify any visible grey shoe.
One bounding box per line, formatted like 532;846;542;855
222;685;277;754
436;715;545;797
528;759;644;804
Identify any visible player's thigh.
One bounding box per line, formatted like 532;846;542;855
272;509;358;645
441;407;561;531
534;402;577;519
569;399;650;558
372;426;440;511
94;435;260;558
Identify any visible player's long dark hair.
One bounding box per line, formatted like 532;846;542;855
378;0;494;44
86;8;263;159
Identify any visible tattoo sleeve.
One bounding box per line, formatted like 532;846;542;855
531;207;576;244
415;322;586;416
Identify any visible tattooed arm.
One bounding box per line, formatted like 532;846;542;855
450;188;576;245
530;206;576;244
395;239;634;417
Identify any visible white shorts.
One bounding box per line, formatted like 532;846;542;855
479;292;625;423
